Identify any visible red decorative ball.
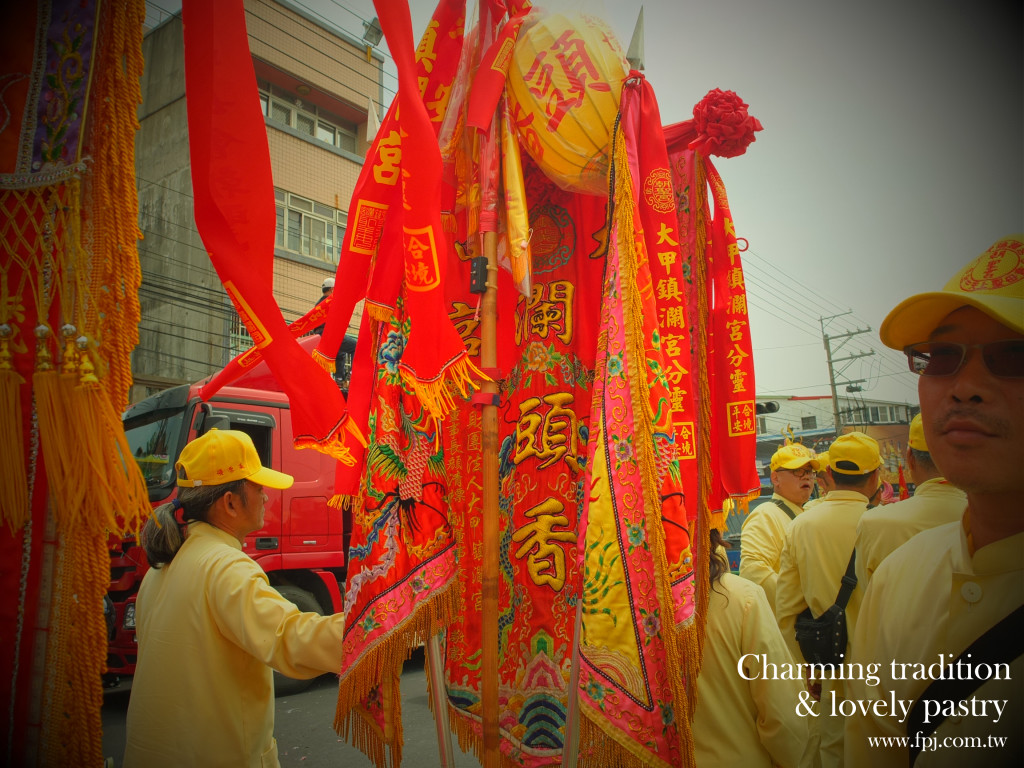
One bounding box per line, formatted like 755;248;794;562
688;89;763;158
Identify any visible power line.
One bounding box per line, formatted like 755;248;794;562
244;4;397;100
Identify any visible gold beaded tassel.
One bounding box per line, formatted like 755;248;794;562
0;322;28;531
33;324;85;531
71;335;149;534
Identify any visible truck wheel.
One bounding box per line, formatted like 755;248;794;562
272;585;324;697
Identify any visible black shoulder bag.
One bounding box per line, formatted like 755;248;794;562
905;603;1024;765
793;551;857;667
772;498;796;520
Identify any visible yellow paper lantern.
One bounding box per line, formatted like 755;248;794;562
506;11;628;196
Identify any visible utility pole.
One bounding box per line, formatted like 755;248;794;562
820;313;875;435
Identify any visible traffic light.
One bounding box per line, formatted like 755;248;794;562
755;401;779;415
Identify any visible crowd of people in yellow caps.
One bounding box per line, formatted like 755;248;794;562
120;235;1021;767
693;234;1022;768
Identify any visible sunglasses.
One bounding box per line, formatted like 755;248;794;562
778;467;816;479
904;340;1024;378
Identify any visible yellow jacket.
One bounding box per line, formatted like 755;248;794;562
740;493;804;613
776;490;868;665
846;521;1023;767
854;478;966;587
694;572;810;768
124;522;345;768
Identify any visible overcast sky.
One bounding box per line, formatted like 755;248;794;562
150;0;1023;408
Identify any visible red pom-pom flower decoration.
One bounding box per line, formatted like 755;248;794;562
688;89;763;158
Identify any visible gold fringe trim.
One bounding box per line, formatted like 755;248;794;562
296;416;368;466
328;493;360;511
86;0;144;414
686;154;713;721
41;530;111;767
399;354;489;424
441;211;457;233
577;707;674;768
21;2;147;766
366;301;396;323
334;579;459;768
610;127;695;768
0;367;28;531
349;703;391;768
312;347;337;375
709;509;725;531
34;370;87;529
445;702;524;768
71;369;150;535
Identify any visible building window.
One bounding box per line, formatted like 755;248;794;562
275;189;346;264
757;416;767;435
259;87;357;153
801;416;817;430
869;406;880;423
229;312;253;358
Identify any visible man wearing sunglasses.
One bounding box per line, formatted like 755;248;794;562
846;235;1023;767
740;442;820;614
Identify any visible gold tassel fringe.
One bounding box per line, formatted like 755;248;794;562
399;354;489;424
685;154;713;720
611;127;696;768
295;416;367;466
334;579;459;768
366;301;396;323
0;366;28;531
312;347;337;375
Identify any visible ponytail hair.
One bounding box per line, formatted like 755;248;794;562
140;503;186;569
708;528;730;592
140;480;248;568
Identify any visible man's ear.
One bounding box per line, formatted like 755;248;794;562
215;489;244;522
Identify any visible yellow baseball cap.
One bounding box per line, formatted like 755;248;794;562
176;429;294;489
880;234;1024;350
770;443;819;472
815;451;830;469
907;414;927;451
828;432;881;475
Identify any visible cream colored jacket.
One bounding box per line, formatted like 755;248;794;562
740;493;804;613
124;522;345;768
854;478;967;587
846;522;1023;767
694;572;811;768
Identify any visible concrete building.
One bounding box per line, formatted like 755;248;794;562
131;0;383;401
754;394;919;488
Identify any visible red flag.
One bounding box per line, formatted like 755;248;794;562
198;294;334;399
181;0;363;462
897;461;910;500
466;4;530;133
373;0;485;420
705;158;760;504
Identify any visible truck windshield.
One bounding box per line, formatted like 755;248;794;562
123;408;185;497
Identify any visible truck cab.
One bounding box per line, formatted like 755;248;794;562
108;336;354;694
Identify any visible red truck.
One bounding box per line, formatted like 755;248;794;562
107;336;354;694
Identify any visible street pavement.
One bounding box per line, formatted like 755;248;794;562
101;647;481;767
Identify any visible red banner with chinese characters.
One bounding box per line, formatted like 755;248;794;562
182;0;363;464
705;158;760;504
619;76;698;616
373;0;483;422
571;103;699;768
441;155;606;767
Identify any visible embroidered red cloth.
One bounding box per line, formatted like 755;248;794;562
705;158;760;504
